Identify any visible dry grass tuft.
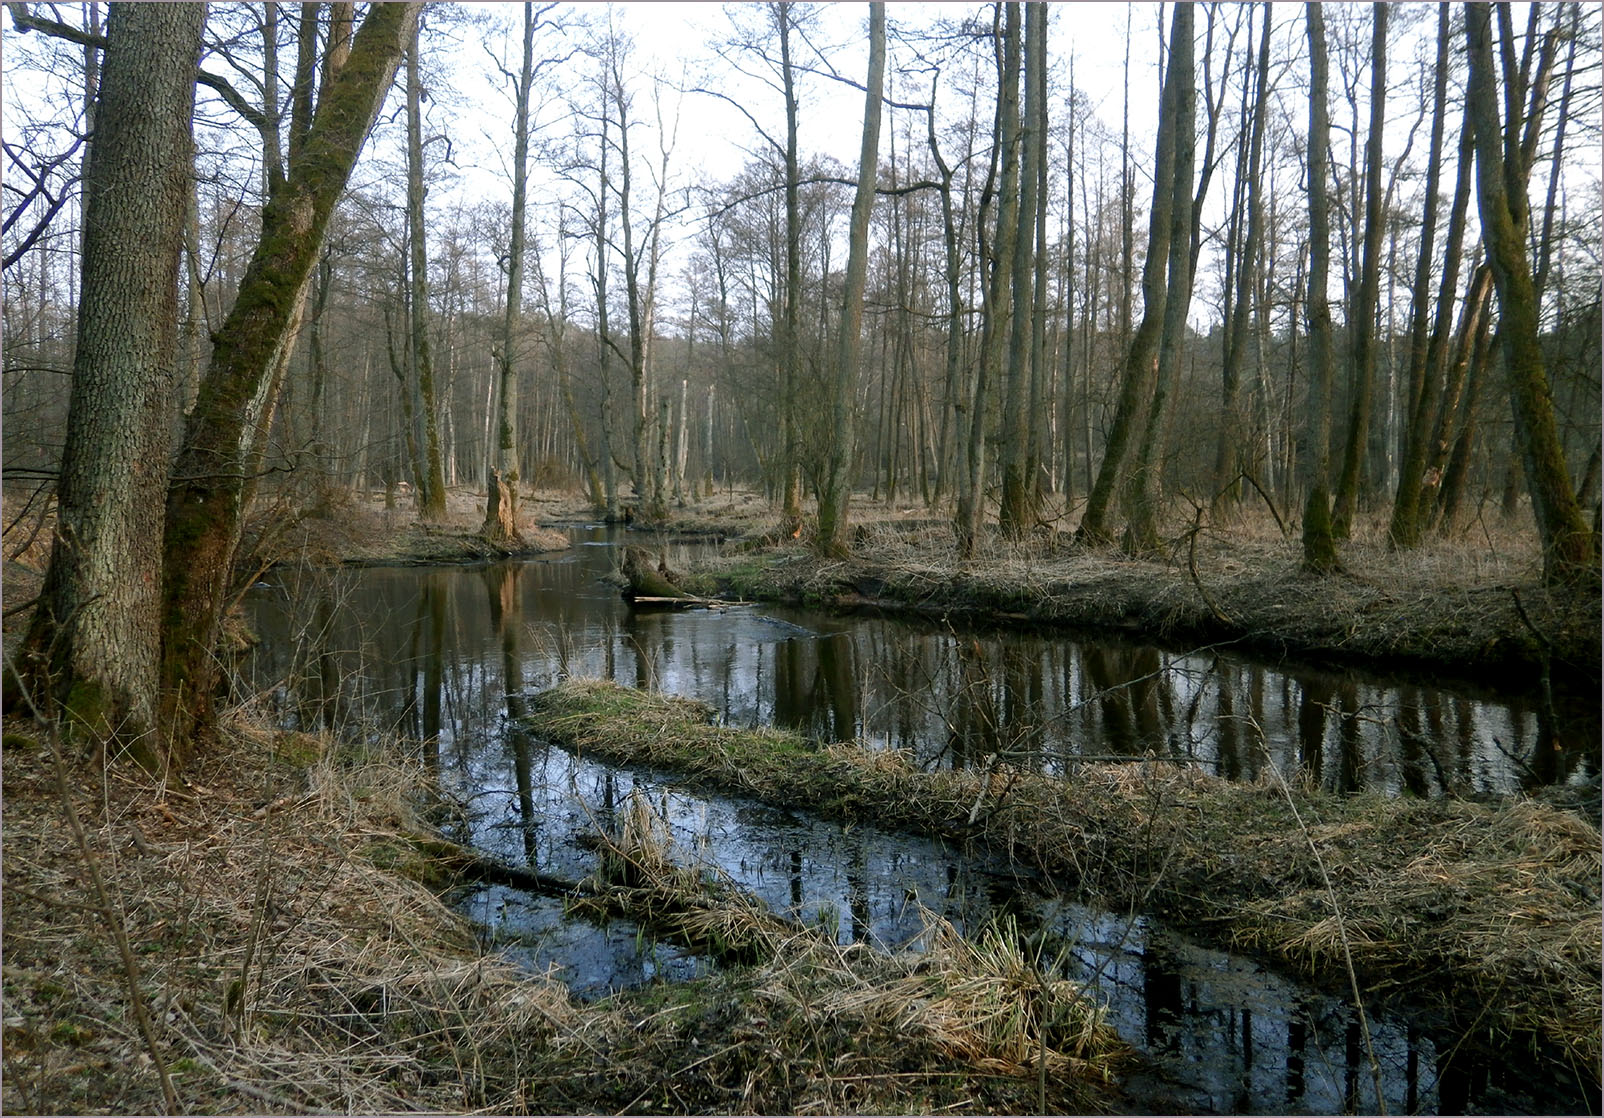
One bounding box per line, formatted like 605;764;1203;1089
556;790;1126;1115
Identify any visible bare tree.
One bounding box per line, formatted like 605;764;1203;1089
1464;3;1597;584
815;2;885;555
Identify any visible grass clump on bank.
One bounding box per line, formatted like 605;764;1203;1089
0;717;597;1114
547;790;1126;1115
526;678;1603;1074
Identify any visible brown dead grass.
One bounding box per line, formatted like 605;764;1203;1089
556;790;1127;1115
0;712;593;1114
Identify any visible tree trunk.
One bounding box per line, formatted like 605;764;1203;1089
815;1;884;556
1211;3;1271;513
1463;4;1597;584
1076;6;1181;546
160;3;421;751
1390;24;1467;550
486;1;538;543
406;21;447;521
1299;2;1338;571
23;3;204;756
1125;2;1197;554
997;3;1040;539
1331;5;1388;539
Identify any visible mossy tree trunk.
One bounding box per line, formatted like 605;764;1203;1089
1463;4;1597;586
160;3;422;752
22;3;204;755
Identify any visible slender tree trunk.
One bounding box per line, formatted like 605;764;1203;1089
160;3;421;750
1300;3;1338;571
1331;5;1389;538
1076;6;1181;546
815;2;884;555
1211;3;1271;513
406;22;447;520
1125;2;1197;553
23;3;204;755
997;3;1040;539
485;1;538;543
1390;19;1464;550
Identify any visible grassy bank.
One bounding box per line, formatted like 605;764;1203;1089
525;678;1603;1073
684;517;1597;694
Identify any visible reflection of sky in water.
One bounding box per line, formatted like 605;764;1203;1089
244;529;1594;801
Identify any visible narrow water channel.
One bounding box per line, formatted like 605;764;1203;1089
243;526;1597;1115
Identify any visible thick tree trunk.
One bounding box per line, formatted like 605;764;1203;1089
1463;4;1597;585
815;2;884;556
160;3;421;751
23;3;203;755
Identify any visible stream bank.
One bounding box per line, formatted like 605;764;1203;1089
522;678;1602;1078
0;714;1128;1115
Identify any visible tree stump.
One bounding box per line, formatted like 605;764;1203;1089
620;546;694;601
481;468;524;546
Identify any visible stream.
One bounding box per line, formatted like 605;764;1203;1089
243;525;1597;1115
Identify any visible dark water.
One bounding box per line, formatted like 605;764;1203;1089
242;527;1598;1115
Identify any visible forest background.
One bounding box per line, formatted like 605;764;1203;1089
2;1;1599;755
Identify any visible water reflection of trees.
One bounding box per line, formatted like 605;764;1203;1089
244;558;1589;799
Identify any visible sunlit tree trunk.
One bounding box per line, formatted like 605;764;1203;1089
815;2;884;555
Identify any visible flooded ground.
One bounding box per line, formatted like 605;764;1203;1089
242;527;1598;1114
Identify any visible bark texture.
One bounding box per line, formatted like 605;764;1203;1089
24;2;204;754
